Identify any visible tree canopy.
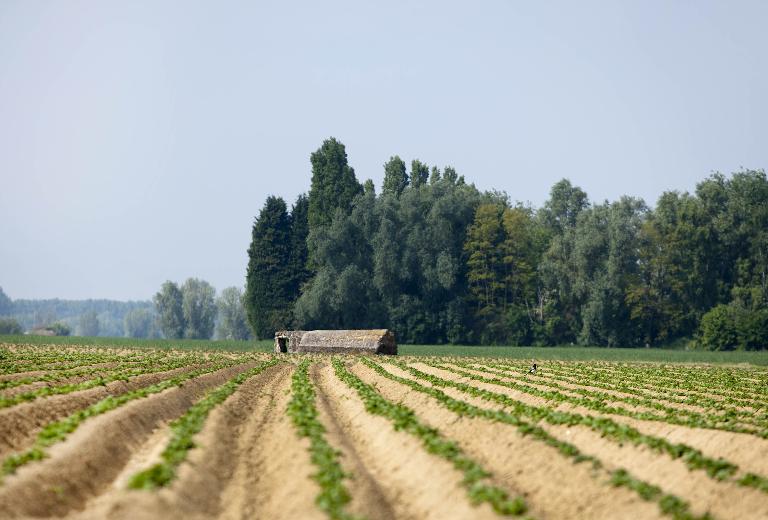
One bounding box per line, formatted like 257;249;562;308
246;138;768;350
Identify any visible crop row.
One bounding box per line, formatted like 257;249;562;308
366;358;710;520
129;358;279;489
392;359;768;496
503;360;765;414
288;359;358;520
433;360;768;439
333;358;529;517
528;361;768;401
0;355;206;409
467;361;767;430
0;357;244;480
0;351;179;391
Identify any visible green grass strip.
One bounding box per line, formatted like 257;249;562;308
287;359;359;520
128;358;280;489
365;358;712;520
333;358;528;517
1;357;243;481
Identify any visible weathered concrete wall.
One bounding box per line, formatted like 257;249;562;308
274;330;307;353
274;329;397;355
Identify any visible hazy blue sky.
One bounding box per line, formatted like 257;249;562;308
1;1;766;301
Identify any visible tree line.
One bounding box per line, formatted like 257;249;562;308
244;137;768;350
0;283;251;341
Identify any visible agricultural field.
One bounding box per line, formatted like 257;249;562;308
0;342;767;519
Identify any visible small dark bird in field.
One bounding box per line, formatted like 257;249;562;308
529;362;537;374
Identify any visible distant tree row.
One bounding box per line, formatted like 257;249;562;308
153;279;250;340
0;288;155;337
0;283;251;341
244;138;768;350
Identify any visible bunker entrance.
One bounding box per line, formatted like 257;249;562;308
277;337;288;353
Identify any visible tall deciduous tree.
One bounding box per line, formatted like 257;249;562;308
308;138;362;230
181;278;216;339
0;287;12;316
154;281;185;339
245;196;294;338
78;311;100;337
539;178;589;235
216;286;251;340
410;159;429;188
382;155;408;196
124;308;155;338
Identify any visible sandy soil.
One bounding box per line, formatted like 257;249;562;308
1;350;765;520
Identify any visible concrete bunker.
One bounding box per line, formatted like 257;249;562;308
274;329;397;355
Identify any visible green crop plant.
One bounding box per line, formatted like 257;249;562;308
286;359;360;520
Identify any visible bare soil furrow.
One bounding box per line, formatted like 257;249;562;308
351;361;662;520
310;362;397;520
0;361;256;518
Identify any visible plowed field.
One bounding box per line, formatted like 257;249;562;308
1;343;767;520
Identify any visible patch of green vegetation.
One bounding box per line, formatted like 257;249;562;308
287;359;359;520
610;469;714;520
0;334;274;352
128;358;280;489
333;358;528;517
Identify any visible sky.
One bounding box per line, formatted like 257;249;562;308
1;1;766;301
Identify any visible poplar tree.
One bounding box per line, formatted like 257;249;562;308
382;155;408;196
307;138;362;229
154;281;185;339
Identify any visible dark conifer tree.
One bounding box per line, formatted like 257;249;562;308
245;196;294;338
289;194;312;298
